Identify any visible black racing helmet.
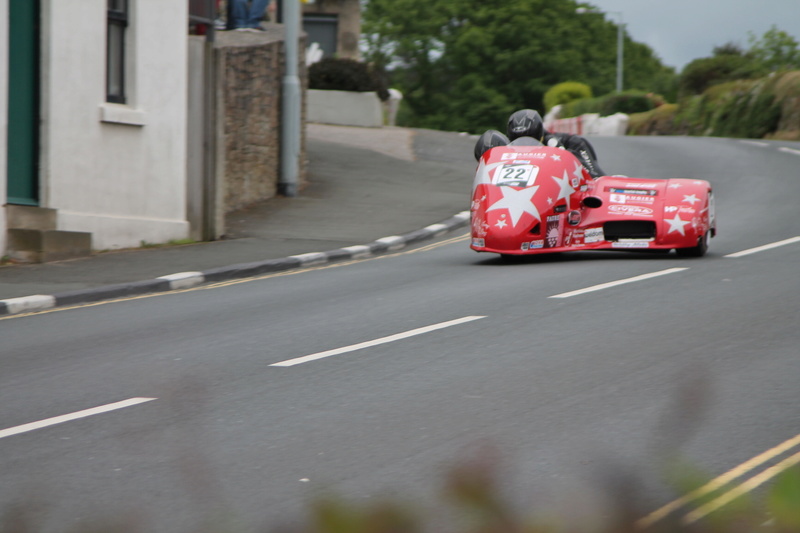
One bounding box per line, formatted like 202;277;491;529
473;129;510;161
507;109;545;142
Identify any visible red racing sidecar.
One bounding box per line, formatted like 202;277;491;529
470;141;715;257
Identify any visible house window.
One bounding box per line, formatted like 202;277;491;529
106;0;127;103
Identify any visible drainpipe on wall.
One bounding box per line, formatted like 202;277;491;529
279;0;301;197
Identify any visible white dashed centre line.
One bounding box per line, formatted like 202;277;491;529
778;147;800;156
0;397;157;440
548;268;689;299
740;140;769;147
725;236;800;258
271;316;487;367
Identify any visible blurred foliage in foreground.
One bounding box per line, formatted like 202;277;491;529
4;451;800;533
288;459;800;533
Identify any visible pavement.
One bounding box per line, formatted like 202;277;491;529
0;124;478;315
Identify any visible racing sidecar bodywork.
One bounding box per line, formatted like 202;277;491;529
470;143;715;257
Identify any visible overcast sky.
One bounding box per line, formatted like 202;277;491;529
580;0;800;71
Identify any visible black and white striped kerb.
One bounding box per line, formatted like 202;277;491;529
0;212;470;316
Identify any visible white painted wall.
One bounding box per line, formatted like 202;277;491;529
41;0;189;250
0;0;8;255
307;89;383;128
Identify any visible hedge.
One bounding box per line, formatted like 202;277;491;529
628;70;800;139
560;90;659;118
309;57;389;101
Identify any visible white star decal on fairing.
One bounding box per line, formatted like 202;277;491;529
668;182;682;189
551;170;576;203
572;162;584;182
495;219;508;229
486;186;540;227
473;159;504;189
683;194;700;205
550;154;561;161
666;214;691;236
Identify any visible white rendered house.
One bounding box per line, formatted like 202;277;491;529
3;0;190;257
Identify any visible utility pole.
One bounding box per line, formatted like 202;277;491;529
614;12;624;93
279;0;301;197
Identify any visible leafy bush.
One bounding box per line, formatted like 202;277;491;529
309;57;389;100
710;79;781;138
562;95;605;117
627;103;679;135
561;91;659;117
770;71;800;138
600;91;657;115
678;54;766;96
636;72;794;139
543;82;593;112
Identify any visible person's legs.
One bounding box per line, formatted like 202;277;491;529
246;0;269;27
231;0;248;28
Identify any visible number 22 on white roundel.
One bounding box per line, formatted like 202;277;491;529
494;164;539;187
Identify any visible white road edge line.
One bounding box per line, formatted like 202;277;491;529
725;236;800;258
548;268;689;299
0;397;157;440
271;316;487;367
778;147;800;156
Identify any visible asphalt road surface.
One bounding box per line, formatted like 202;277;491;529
2;136;800;532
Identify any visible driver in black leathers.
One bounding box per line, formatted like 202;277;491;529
475;109;607;179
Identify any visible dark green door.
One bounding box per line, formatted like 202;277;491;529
7;0;40;206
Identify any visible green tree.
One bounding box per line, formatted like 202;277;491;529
363;0;675;132
748;25;800;71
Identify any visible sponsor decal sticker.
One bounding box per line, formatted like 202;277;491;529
664;206;696;214
472;239;485;247
609;188;657;196
610;193;627;203
608;205;654;216
624;182;662;189
530;240;544;249
501;152;547;160
609;192;655;204
472;216;490;237
612;241;650;249
545;217;562;248
568;210;582;226
585;227;604;243
521;242;530;251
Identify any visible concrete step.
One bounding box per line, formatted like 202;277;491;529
6;205;58;231
7;229;93;263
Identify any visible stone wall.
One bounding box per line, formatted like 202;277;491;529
215;25;307;215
